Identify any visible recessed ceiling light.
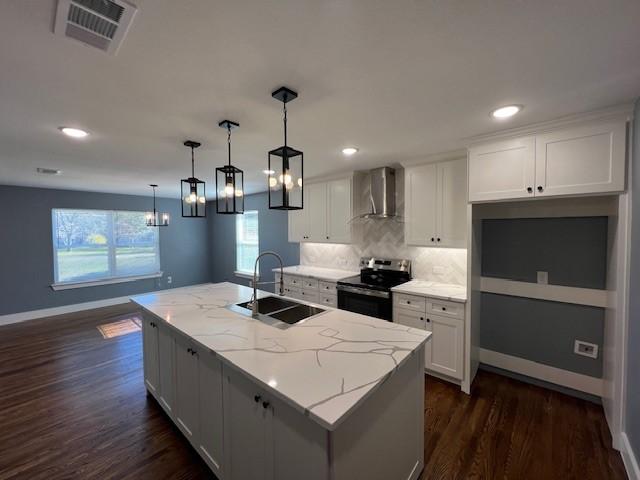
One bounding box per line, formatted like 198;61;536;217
37;167;62;175
342;147;359;156
263;169;275;175
59;127;89;138
491;105;523;119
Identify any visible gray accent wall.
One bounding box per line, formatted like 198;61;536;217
208;191;299;289
480;216;608;383
482;217;608;289
626;99;640;459
0;185;210;316
481;293;604;377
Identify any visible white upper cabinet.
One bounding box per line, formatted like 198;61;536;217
468;118;627;203
437;159;467;247
326;178;352;243
405;163;437;246
468;137;536;202
288;176;352;244
405;158;467;247
534;121;626;197
306;182;328;242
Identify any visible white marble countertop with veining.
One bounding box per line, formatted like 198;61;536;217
391;280;467;303
273;265;359;282
131;282;429;431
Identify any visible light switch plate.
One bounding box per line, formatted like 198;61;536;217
433;266;445;275
537;271;548;284
167;276;172;284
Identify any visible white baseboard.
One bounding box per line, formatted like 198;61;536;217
0;296;132;326
479;348;603;397
621;433;640;480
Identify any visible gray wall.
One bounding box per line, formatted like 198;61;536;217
481;293;604;377
626;100;640;458
208;191;299;289
480;216;608;382
0;185;210;315
482;217;608;289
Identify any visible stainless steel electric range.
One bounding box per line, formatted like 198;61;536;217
336;257;411;321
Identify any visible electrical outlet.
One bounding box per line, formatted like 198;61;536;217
574;340;598;359
537;271;548;284
167;276;172;285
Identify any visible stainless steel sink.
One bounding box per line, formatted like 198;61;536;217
227;296;326;329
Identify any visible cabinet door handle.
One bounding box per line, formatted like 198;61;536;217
326;236;329;240
537;185;544;192
254;395;261;403
437;238;441;242
420;317;424;321
430;237;435;242
426;318;431;323
406;300;411;304
187;347;192;354
441;307;446;311
527;186;533;193
262;401;270;409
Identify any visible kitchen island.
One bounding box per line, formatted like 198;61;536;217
132;282;429;480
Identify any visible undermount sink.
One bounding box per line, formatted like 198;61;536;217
228;296;326;329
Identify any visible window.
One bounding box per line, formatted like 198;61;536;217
52;209;160;288
236;210;259;275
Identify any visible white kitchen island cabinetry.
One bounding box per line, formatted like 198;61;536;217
135;282;428;480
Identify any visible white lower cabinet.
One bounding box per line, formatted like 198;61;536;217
281;274;337;308
142;315;160;396
424;314;464;380
142;314;175;412
175;335;200;442
393;296;465;382
197;348;225;477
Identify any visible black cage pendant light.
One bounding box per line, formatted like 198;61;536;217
145;184;170;227
216;120;244;214
181;140;206;218
268;86;303;210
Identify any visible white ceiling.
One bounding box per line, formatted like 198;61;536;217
0;0;639;198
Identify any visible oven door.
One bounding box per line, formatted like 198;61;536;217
336;285;392;320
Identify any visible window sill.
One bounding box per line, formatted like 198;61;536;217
234;270;258;280
51;272;163;291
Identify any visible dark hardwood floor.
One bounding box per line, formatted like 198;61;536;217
0;304;627;480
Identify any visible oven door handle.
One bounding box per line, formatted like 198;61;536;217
336;285;390;299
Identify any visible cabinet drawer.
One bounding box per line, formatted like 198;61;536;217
282;285;301;298
283;275;303;287
393;293;427;312
318;294;337;308
393;307;427;330
427;299;464;320
300;290;319;303
302;278;319;290
318;281;337;294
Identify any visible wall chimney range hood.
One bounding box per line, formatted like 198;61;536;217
351;166;402;222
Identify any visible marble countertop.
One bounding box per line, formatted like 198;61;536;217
131;282;429;431
391;280;467;303
273;265;359;282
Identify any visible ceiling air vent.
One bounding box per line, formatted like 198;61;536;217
54;0;138;55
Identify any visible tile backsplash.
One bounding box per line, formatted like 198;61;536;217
300;167;467;285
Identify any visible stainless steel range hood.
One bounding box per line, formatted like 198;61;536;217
351;166;402;222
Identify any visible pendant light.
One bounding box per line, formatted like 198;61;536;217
181;140;206;218
268;86;303;210
145;184;170;227
216;120;244;214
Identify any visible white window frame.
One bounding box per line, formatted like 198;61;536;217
51;208;162;290
235;210;259;277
